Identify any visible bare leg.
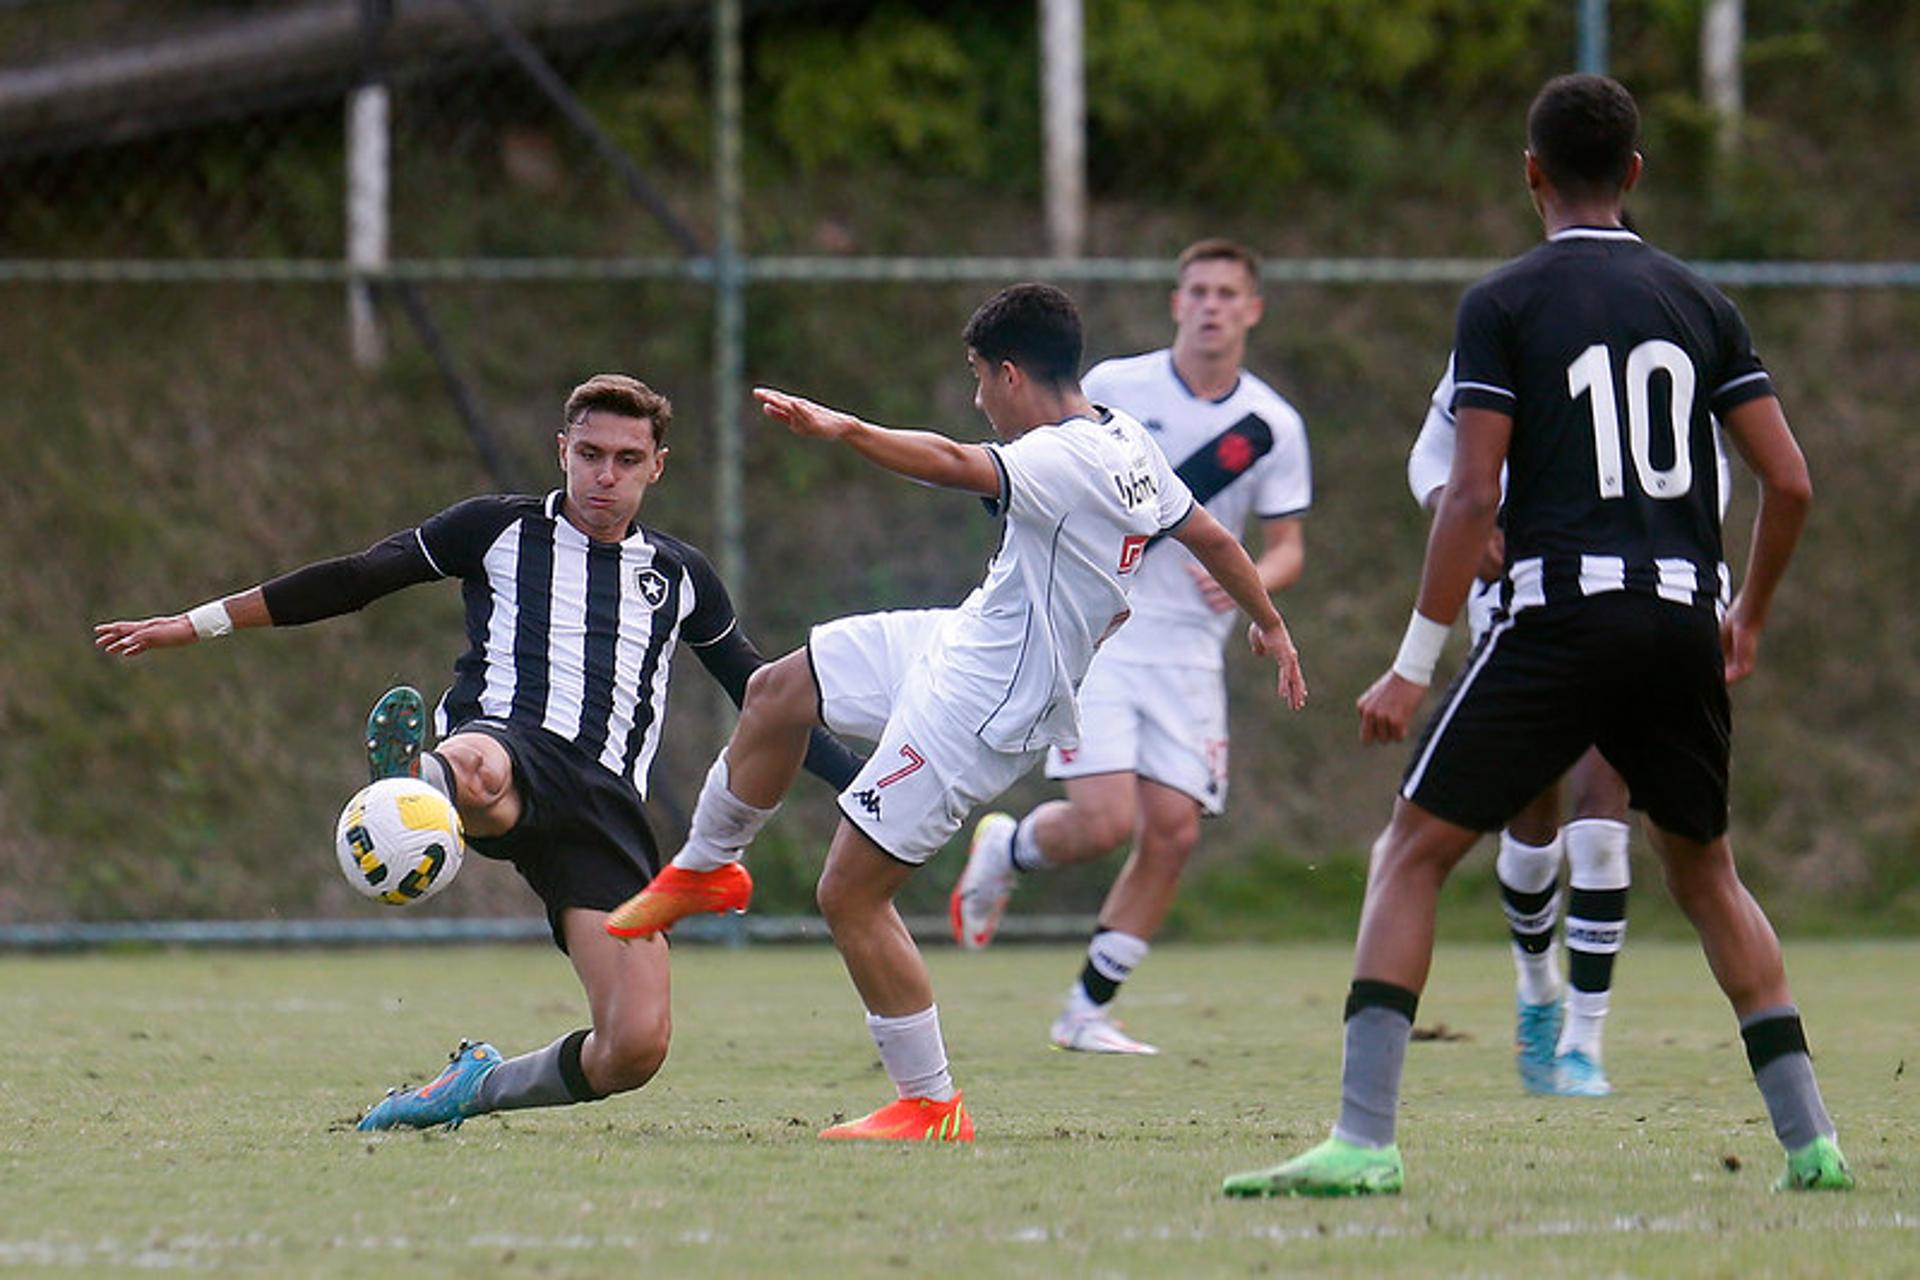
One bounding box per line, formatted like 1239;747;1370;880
435;731;524;836
817;820;928;1016
563;910;672;1095
1644;821;1788;1016
1354;799;1484;991
721;649;823;808
1026;772;1137;866
1093;779;1200;939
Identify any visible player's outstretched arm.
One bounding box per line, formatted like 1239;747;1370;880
754;387;999;496
94;588;271;659
1172;507;1307;710
1718;395;1812;684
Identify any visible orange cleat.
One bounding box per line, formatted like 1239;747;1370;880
604;863;753;939
819;1092;974;1143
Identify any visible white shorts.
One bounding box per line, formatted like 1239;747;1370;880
810;610;1042;865
1045;654;1229;816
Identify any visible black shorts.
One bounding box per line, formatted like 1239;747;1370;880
452;718;660;952
1402;594;1731;843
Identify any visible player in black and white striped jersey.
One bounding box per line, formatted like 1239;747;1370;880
1228;74;1851;1197
95;373;861;1132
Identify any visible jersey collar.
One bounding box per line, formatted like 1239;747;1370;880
1549;226;1643;244
1166;350;1241;405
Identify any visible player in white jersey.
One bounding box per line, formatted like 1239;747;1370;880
1412;354;1735;1096
604;284;1308;1141
948;240;1310;1056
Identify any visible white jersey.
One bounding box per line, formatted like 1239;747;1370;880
1409;353;1732;517
931;408;1195;753
1081;350;1311;671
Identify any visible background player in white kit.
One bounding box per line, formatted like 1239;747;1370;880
604;283;1307;1141
949;240;1310;1056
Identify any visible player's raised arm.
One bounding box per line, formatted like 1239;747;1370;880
94;587;272;658
1172;506;1307;710
754;387;1000;496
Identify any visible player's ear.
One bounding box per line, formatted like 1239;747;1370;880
650;445;669;481
1621;151;1644;194
555;430;569;471
1523;149;1544;193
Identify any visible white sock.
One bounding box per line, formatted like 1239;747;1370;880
1009;813;1049;873
866;1005;956;1102
672;756;778;872
1496;831;1564;1006
1076;929;1150;1009
1560;987;1612;1060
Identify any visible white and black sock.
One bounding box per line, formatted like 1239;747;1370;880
1070;928;1149;1015
1560;818;1629;1059
1496;831;1563;1006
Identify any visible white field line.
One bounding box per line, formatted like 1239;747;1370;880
4;1214;1917;1267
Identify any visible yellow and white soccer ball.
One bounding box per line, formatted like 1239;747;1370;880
334;777;465;907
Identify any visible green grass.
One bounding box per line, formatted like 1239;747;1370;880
1;940;1914;1277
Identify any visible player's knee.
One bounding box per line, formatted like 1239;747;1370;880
439;739;513;809
1137;814;1199;868
744;655;817;728
1077;804;1135;853
593;1013;671;1093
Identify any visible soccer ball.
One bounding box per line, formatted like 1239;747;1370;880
334;777;464;906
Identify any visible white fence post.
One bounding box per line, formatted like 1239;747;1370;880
1702;0;1744;157
1040;0;1085;259
346;81;389;370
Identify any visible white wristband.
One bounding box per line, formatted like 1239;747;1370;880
1390;610;1449;686
187;600;234;640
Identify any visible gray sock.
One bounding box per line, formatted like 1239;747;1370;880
1332;1005;1412;1149
473;1029;598;1113
1741;1005;1835;1150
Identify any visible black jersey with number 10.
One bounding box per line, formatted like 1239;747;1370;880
1450;227;1775;613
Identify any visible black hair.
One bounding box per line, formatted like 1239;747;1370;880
1527;73;1640;199
961;283;1083;387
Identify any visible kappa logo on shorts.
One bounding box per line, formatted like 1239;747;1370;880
632;566;670;609
851;788;882;818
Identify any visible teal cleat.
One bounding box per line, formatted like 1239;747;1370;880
1223;1136;1404;1198
357;1040;502;1132
1551;1048;1611;1097
1515;996;1563;1094
366;686;427;782
1776;1135;1855;1191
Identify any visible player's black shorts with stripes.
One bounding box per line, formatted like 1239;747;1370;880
1401;593;1730;843
455;717;660;951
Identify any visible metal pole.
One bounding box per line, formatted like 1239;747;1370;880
347;0;391;369
1576;0;1608;74
713;0;745;606
1040;0;1086;258
1702;0;1744;156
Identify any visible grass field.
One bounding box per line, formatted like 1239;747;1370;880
1;939;1914;1277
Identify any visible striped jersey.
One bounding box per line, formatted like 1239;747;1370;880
940;408;1195;753
415;491;735;795
1081;349;1311;670
1450;227;1772;613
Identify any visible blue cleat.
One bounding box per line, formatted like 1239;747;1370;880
366;686;427;783
1551;1048;1612;1097
1515;996;1563;1094
357;1040;502;1132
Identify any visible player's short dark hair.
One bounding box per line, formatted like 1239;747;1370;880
1527;73;1640;199
962;283;1083;388
1177;237;1261;288
564;373;673;445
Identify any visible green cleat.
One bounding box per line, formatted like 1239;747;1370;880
1776;1135;1854;1191
1223;1136;1404;1198
366;686;426;782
